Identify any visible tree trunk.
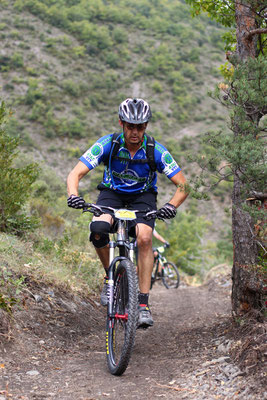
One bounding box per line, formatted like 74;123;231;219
235;0;258;59
231;1;264;315
231;172;263;313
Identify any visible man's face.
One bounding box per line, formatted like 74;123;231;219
119;120;147;146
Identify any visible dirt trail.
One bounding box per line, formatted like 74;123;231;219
0;277;264;400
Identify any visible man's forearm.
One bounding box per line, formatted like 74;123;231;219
169;171;189;208
67;161;90;197
169;190;188;208
67;171;80;196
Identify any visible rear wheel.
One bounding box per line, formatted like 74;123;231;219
150;262;157;289
106;258;138;375
162;261;180;289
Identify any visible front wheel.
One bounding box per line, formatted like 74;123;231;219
162;261;180;289
106;258;138;376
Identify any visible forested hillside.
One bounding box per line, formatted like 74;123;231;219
0;0;232;283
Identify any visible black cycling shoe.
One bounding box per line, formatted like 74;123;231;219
137;305;154;329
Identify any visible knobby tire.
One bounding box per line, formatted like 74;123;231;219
106;258;138;376
162;261;180;289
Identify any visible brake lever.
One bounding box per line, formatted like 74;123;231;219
83;204;103;216
144;210;158;221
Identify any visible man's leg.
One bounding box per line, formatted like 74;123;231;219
136;223;154;293
136;223;154;328
90;213;113;271
90;213;113;306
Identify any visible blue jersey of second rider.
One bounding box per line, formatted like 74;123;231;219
80;133;181;193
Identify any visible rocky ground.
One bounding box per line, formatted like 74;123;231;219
0;272;266;400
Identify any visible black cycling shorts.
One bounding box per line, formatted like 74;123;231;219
95;188;157;230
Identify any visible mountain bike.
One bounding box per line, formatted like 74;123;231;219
151;243;180;289
83;203;159;376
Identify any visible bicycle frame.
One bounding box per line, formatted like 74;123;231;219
153;247;167;270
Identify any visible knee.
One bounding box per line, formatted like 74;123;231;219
137;234;152;249
90;221;110;248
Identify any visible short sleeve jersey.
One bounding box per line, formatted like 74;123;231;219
80;133;181;193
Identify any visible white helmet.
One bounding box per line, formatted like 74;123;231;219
118;98;152;124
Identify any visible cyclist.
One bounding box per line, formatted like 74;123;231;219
153;227;169;248
67;98;188;329
153;228;169;275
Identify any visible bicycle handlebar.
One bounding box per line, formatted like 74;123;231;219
82;202;162;221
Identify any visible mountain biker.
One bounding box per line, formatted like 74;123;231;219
67;98;188;329
153;228;169;275
153;227;169;248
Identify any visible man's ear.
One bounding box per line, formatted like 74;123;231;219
119;119;123;127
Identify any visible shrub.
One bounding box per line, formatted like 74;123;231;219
151;81;163;93
24;79;44;105
10;52;24;68
62;80;81;97
0;102;39;234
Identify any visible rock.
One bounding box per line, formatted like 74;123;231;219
26;370;40;376
33;294;43;303
217;343;228;354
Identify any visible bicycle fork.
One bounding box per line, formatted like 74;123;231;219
107;241;116;317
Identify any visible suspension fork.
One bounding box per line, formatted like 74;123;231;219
107;241;116;317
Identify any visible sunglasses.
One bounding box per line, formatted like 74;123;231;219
124;123;147;131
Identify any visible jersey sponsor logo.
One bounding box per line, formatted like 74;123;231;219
84;143;104;168
91;144;103;156
112;169;147;186
163;152;174;165
162;151;179;175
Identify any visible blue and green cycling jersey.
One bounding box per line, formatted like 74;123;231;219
80;133;181;193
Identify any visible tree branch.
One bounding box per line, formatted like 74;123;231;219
245;28;267;39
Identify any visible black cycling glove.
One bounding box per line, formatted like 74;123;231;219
158;203;177;219
165;241;170;248
67;195;85;209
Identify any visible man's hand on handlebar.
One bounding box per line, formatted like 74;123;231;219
67;195;85;209
158;203;177;219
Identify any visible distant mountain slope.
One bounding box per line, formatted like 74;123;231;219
0;0;226;199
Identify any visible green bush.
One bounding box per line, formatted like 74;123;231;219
10;52;24;68
24;79;44;105
151;81;163;93
0;102;39;234
62;80;81;97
